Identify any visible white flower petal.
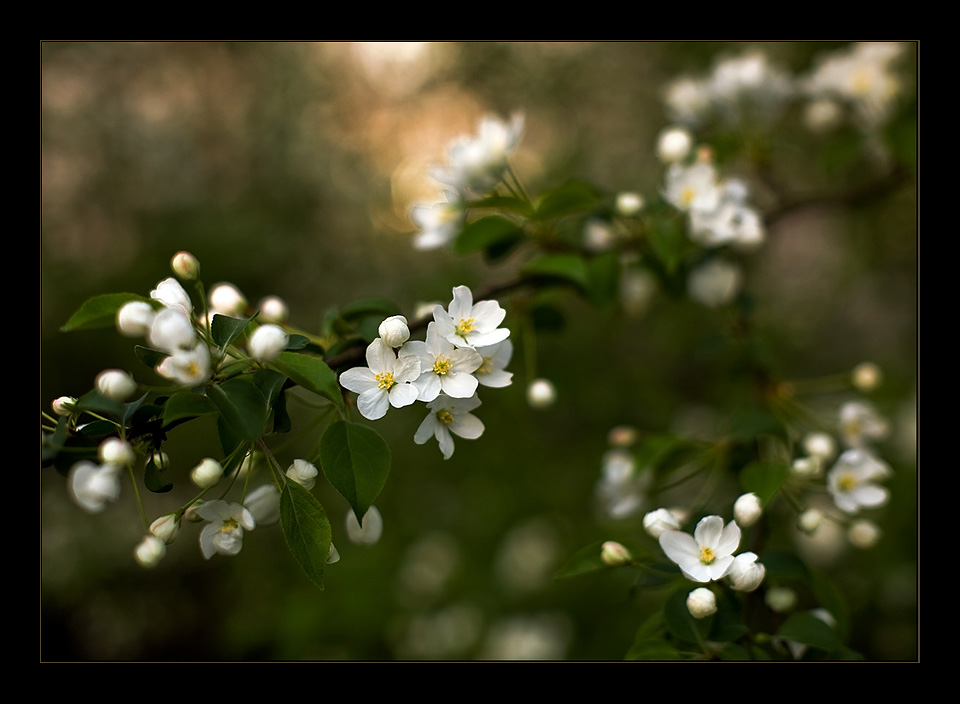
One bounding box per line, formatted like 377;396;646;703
358;389;390;420
339;367;378;394
440;371;479;399
388;382;420;409
450;412;484;440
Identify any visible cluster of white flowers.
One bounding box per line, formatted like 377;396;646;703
411;112;524;250
340;285;513;460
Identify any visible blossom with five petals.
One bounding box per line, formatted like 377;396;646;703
414;393;485;460
196;500;256;559
339;338;421;420
400;321;482;402
433;285;510;349
659;515;741;583
827;448;891;513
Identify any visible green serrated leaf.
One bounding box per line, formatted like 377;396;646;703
776;612;841;653
533;181;599;220
135;345;170;370
205;377;268;444
280;481;333;591
271;351;343;409
162;390;218;427
319;420;390;524
739;460;789;504
454;215;524;256
61;293;149;332
759;549;811;582
522;253;590;289
211;313;255;350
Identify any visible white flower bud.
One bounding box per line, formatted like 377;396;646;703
285;459;318;491
99;437;136;467
688;259;742;308
258;296;289;324
134;535;166;568
790;456;823;479
52;396;77;416
191;458;223;489
583;219;615;251
346;505;383;546
615;191;645;217
600;541;632;566
150;513;181;544
150;450;170;471
208;283;247;316
378;315;410;348
765;586;797;613
803;432;836;461
249;324;289;362
171;251;200;281
733;492;763;528
327;542;341;565
150;277;193;314
847;519;881;549
244;484;281;526
643;508;682;538
116;301;157;338
95;369;137;402
686;587;717;619
657;126;693;163
727;552;766;592
526;378;557;408
68;461;122;514
852;362;882;392
798;508;824;534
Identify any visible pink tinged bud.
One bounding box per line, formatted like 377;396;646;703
171;251;200;281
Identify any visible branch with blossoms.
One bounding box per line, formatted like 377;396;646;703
41;42;914;660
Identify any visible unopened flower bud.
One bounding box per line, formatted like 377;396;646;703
615;191;645;217
378;315;410;348
798;508;824;534
116;301;157;337
600;541;632;566
95;369;137;402
852;362;882;392
244;484;280;526
346;505;383;546
286;459;318;491
643;508;682;538
790;456;823;479
249;324;289;362
209;283;247;316
191;458;223;489
150;450;170;471
171;251;200;281
52;396;77;416
847;519;881;549
686;587;717;619
734;492;763;528
258;296;289;324
526;378;557;408
99;437;136;467
803;432;836;461
765;586;797;613
134;534;166;568
728;552;766;592
150;513;181;544
657;126;693;163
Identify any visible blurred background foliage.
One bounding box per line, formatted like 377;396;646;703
41;41;917;661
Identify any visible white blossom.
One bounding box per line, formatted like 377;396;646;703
411;197;464;251
68;461;122;514
472;339;514;389
258;296;289;324
196;500;256;559
847;519;882;548
663;161;722;214
727;552;766;592
431;112;525;195
615;192;645;216
149;307;199;353
839;400;889;448
414;393;485;460
134;535;166;568
526;378;557;409
401;321;482;402
643;508;682;538
432;285;510;349
378;315;411;349
339;338;421;420
99;437;135;467
150;277;193;315
827;448;891;514
688;259;742;308
659;515;741;583
657;126;693;163
286;459;318;491
244;484;280;526
346;505;384;546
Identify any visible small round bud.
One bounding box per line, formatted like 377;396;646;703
150;450;170;471
150;513;181;544
95;369;138;402
116;301;157;338
852;362;882;392
600;541;632;566
765;586;797;613
583;219;615;251
208;283;247;316
191;458;223;489
526;378;557;409
171;251;200;281
99;437;136;467
52;396;77;416
733;492;763;528
790;456;823;479
378;315;410;348
686;587;717;619
657;126;693;163
286;459;319;491
258;296;289;324
803;432;836;461
643;508;682;538
134;534;166;568
249;324;289;362
346;505;383;546
847;519;881;549
727;552;766;592
798;508;824;534
615;191;645;217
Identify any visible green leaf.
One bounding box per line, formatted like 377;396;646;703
454;215;524;256
760;549;811;582
319;420;391;524
205;377;269;444
61;293;148;332
554;541;608;579
585;251;621;305
285;334;311;351
739;460;789;504
134;345;169;369
648;218;686;274
280;480;333;591
162;391;218;427
143;454;173;493
776;612;841;653
467;194;534;216
522;253;590;289
211;313;254;349
664;587;712;645
339;297;401;322
271;351;343;409
533;181;600;220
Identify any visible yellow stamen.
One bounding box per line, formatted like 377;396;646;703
220;518;239;533
433;355;452;376
838;472;858;492
699;547;716;565
437;409;454;425
375;371;396;390
455;317;477;337
476;356;493;375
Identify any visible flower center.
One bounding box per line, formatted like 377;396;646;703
838;472;859;491
436;409;454;425
681;186;696;206
699;547;716;565
433;355;452;376
455;317;477;337
220;518;239;533
375;371;396;390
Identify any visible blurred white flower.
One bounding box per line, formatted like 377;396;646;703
600;540;632;566
664;161;721;213
414;393;485;460
851;362;883;391
827;448;891;514
688;258;742;308
615;191;645;216
208;283;247;317
258;296;289;324
526;378;557;409
839;400;889;448
149;307;199;353
803;432;837;461
432;285;510;349
68;461;122;514
659;515;741;583
401;321;482;402
411;197;464;251
733;492;763;528
431;112;525;195
95;369;138;402
116;300;156;338
197;500;256;559
156;345;212;387
657;126;693;163
847;519;882;548
244;484;280;526
797;508;824;534
134;535;166;568
249;324;289;362
346;505;383;546
765;586;798;613
99;437;135;467
339;338;421;420
286;459;318;491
